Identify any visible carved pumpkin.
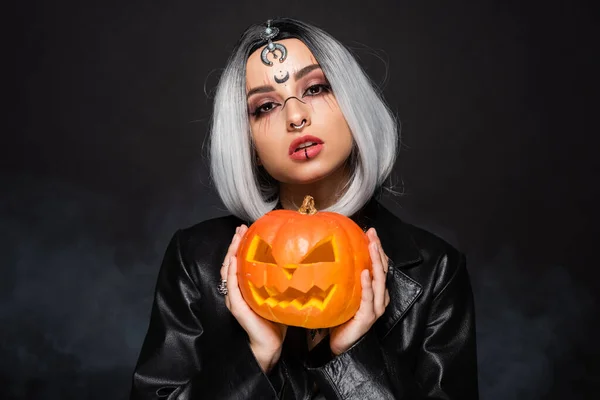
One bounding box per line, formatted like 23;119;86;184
237;195;371;328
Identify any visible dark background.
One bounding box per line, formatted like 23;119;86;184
4;0;598;398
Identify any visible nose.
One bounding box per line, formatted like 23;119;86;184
284;97;311;132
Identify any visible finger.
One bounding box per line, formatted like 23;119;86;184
366;227;377;244
220;261;229;281
226;226;240;251
373;230;388;274
220;239;236;280
367;228;386;270
380;250;389;275
356;269;375;320
226;227;243;255
384;289;390;308
227;255;246;314
365;229;379;266
369;242;386;316
229;225;249;258
221;226;245;279
380;250;388;274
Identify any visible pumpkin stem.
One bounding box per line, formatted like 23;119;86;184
298;195;318;215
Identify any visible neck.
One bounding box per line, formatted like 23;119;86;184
279;164;350;211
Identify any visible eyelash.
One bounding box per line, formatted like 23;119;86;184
250;83;332;117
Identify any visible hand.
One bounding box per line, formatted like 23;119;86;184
221;225;287;373
329;227;390;356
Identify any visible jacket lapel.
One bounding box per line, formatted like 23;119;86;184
376;266;423;339
353;198;424;339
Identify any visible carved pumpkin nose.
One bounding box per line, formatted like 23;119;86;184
282;264;298;279
237;195;372;329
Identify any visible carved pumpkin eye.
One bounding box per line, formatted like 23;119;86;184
247;235;277;264
301;238;336;264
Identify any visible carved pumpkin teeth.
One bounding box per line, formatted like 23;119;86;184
248;282;337;311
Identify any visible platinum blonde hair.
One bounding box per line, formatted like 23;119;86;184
210;18;398;222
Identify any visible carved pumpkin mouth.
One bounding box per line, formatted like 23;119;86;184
248;281;337;311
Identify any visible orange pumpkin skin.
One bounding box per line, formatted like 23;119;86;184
236;199;371;329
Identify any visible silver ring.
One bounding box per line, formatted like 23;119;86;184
217;279;228;295
291;120;306;130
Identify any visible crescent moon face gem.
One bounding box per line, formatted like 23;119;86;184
261;43;288;66
274;71;290;84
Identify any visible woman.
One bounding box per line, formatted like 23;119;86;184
130;18;478;399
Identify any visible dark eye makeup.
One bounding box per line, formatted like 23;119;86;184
302;83;331;97
249;83;332;118
250;101;280;117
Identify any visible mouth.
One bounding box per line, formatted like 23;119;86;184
289;135;324;155
248;281;337;311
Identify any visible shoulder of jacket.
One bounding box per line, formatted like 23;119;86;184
396;220;467;298
167;214;243;266
374;203;462;263
177;214;243;245
403;221;463;261
158;215;244;292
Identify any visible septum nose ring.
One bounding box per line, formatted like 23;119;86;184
291;119;306;130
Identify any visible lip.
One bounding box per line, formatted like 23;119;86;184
288;135;324;155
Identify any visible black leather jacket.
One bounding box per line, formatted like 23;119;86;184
130;199;479;399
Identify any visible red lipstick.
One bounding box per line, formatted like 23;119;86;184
288;135;324;160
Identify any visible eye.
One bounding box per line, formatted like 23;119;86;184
250;101;280;117
247;236;277;264
303;84;331;97
301;238;336;264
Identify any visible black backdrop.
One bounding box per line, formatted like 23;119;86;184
5;0;598;398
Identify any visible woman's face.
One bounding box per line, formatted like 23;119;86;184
246;39;353;185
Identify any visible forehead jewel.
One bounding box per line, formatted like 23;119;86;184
259;20;287;66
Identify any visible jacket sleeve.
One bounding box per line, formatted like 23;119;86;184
305;252;478;399
305;329;404;399
130;230;282;400
414;252;479;399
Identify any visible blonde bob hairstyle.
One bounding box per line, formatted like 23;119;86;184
210;18;399;222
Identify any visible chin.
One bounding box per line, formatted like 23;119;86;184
277;172;326;185
278;162;345;185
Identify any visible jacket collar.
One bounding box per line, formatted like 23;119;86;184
352;197;424;339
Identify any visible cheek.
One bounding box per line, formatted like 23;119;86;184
252;134;288;180
251;122;278;156
313;99;352;136
250;118;272;139
323;114;354;152
253;134;281;161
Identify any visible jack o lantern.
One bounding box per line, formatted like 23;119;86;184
237;195;371;328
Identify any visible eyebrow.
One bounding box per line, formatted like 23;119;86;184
294;64;321;81
246;85;275;99
246;64;322;99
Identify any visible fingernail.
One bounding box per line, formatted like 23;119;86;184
236;227;240;234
